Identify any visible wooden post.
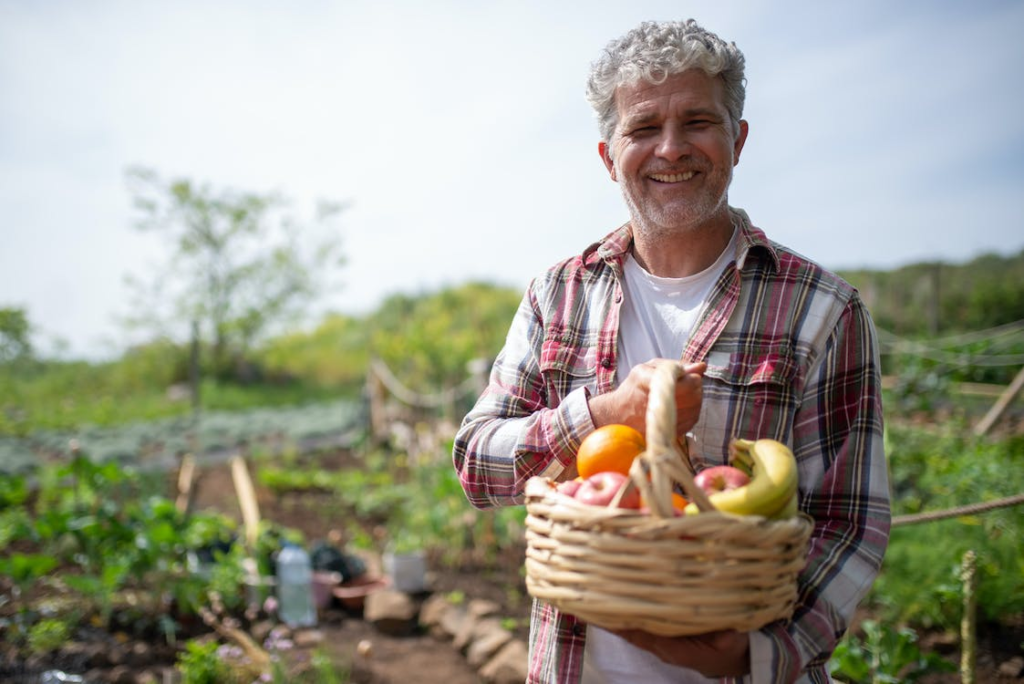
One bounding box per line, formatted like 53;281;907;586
189;319;201;413
175;453;197;514
367;360;388;445
928;263;941;336
974;366;1024;437
231;453;262;549
960;550;977;684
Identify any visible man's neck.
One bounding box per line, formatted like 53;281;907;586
630;214;735;278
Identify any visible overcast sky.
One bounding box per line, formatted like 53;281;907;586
2;0;1023;359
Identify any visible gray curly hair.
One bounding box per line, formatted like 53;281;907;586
585;19;747;143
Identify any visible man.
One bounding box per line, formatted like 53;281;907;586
453;18;890;684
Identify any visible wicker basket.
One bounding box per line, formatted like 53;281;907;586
524;361;814;636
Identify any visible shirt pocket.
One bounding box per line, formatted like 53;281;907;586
697;343;801;461
539;337;598;402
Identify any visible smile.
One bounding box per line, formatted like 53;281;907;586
648;171;696;183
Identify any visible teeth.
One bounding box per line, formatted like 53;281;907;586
650;171;696;182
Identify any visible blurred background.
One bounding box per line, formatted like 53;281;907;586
1;2;1023;683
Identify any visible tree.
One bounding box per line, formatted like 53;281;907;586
124;167;346;380
0;307;33;364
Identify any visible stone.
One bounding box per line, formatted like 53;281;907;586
364;589;418;636
293;628;324;649
418;593;451;629
455;616;503;653
998;655;1024;677
466;598;502;620
466;625;514;668
437;603;469;640
105;665;135;684
479;639;529;684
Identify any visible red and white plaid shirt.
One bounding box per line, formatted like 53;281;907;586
453;208;891;684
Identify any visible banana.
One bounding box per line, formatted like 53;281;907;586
768;491;799;519
684;438;798;517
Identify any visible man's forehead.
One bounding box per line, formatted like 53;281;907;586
615;72;727;117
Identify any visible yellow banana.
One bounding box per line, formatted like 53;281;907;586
684;438;798;517
768;491;799;519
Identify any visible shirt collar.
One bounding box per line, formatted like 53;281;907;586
588;208;780;273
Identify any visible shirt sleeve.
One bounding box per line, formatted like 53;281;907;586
750;296;892;684
452;283;597;509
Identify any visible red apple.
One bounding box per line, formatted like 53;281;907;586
693;465;750;494
555;478;583;497
573;471;641;509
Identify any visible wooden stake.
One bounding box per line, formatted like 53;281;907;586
960;550;977;684
974;366;1024;437
231;454;262;549
175;453;197;514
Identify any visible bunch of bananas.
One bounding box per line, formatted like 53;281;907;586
684;438;799;519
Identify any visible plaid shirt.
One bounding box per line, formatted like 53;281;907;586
453;208;891;684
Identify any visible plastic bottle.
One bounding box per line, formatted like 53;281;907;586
276;542;317;627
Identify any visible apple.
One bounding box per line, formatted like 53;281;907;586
555;478;583;497
693;465;750;494
573;471;641;509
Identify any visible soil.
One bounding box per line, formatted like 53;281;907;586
3;443;1022;683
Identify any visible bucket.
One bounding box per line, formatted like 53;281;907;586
382;549;427;593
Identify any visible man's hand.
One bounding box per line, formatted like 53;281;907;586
588;359;706;437
612;628;750;677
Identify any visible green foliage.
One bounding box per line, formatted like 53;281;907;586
26;618;72;655
257;313;371;389
829;620;955;683
367;282;520;395
870;426;1024;628
257;442;525;568
840;249;1024;339
2;449;255;640
0;306;33;363
177;639;232;684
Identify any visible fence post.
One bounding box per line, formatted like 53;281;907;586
960;549;977;684
973;366;1024;437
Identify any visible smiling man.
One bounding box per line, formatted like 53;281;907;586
453;19;891;684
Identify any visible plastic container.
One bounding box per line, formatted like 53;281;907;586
383;547;427;594
276;543;317;627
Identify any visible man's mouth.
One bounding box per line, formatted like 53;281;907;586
648;171;697;183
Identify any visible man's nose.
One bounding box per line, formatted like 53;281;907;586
655;128;691;161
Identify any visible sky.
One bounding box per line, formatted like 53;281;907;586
2;0;1023;359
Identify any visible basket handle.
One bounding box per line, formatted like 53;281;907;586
628;360;717;518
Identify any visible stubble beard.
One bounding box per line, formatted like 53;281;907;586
618;158;734;243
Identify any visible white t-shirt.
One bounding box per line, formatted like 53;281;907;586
585;229;736;684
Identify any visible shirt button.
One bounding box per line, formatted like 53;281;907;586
601;358;612;369
572;623;586;636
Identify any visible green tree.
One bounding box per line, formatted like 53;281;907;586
368;281;521;392
0;307;33;364
124;167;346;380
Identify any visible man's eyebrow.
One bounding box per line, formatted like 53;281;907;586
683;107;725;121
621;111;660;129
621;106;725;130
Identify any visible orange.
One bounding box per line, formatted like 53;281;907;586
576;424;646;478
640;491;689;512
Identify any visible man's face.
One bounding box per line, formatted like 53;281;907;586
600;69;748;238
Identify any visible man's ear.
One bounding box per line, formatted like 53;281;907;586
598;141;617;181
733;120;749;166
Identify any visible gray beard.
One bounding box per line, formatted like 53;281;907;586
620;179;731;243
614;152;734;241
